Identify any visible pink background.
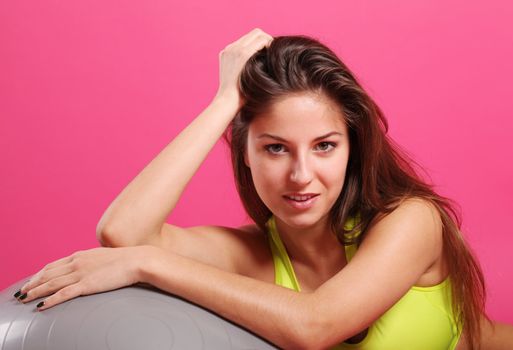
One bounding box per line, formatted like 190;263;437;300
1;0;512;323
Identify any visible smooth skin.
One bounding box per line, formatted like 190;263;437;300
244;91;350;281
16;28;513;349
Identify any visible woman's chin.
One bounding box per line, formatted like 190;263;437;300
277;213;326;230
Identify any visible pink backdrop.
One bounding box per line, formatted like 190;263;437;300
1;0;512;323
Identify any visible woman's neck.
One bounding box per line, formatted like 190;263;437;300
273;215;346;274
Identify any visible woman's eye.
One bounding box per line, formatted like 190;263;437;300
264;142;337;155
264;144;286;154
316;142;336;152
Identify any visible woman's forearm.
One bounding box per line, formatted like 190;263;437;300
139;245;319;350
96;95;240;246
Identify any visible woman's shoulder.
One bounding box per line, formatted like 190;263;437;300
192;222;267;247
369;197;442;229
361;197;447;286
367;196;444;252
148;222;272;279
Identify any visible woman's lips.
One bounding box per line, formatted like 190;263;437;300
283;194;319;210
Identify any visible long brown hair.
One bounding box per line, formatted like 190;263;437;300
222;35;488;348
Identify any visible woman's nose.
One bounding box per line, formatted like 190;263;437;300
289;156;313;185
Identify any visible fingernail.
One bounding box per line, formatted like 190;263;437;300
37;301;45;308
13;290;21;298
19;293;28;300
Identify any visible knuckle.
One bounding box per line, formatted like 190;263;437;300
46;279;58;289
70;252;86;264
23;280;34;291
59;286;75;299
234;49;245;59
223;46;236;56
26;277;39;289
59;288;70;298
37;273;47;284
70;259;81;269
80;281;91;293
72;250;83;258
26;287;40;300
262;34;273;42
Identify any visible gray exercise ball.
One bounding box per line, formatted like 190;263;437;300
0;277;278;350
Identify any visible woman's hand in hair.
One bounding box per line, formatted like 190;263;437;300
215;28;273;110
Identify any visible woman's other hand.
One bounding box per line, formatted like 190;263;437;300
13;246;153;311
214;28;273;110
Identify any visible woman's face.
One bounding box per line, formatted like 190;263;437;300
245;92;350;229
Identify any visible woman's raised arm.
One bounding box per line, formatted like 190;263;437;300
96;96;238;246
96;28;273;247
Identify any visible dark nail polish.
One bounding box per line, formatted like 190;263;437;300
13;290;21;298
19;293;27;300
37;301;45;308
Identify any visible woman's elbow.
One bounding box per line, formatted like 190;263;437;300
95;225;132;247
292;312;336;350
293;333;332;350
96;227;116;247
480;319;513;349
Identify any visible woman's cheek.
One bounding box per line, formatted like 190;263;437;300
325;163;347;197
251;163;283;207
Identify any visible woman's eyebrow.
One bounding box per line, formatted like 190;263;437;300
256;131;342;142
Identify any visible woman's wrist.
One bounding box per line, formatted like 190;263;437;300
212;91;243;113
135;245;165;284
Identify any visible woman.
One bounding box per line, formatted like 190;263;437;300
13;28;512;349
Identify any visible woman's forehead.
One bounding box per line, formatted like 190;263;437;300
248;93;347;137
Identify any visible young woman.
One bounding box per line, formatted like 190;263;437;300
14;28;512;349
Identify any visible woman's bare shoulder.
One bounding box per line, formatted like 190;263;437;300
369;197;442;226
363;197;446;286
149;222;272;278
181;222;267;249
366;197;443;243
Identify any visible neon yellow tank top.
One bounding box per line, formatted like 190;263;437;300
266;215;462;349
